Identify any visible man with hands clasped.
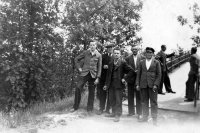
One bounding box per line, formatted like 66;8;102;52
70;41;102;116
135;47;161;126
103;47;134;122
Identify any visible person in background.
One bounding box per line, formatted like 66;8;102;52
125;44;145;119
97;43;114;115
103;47;134;122
136;47;161;126
70;41;102;116
185;47;200;102
156;45;176;95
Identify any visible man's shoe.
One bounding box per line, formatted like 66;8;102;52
70;108;77;113
184;99;193;102
88;111;93;116
167;91;176;94
105;110;111;114
127;113;135;116
137;115;142;120
138;117;148;122
97;110;103;115
105;113;115;117
114;115;120;122
158;92;165;95
153;119;158;126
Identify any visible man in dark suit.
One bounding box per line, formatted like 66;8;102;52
136;47;161;126
97;43;114;115
156;45;176;95
125;45;145;118
103;47;134;122
70;41;102;115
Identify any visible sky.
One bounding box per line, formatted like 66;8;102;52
131;0;200;52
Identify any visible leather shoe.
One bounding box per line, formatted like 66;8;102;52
88;111;93;116
184;99;193;102
137;115;142;120
105;110;111;114
105;113;115;117
158;92;165;95
138;117;148;122
167;91;176;94
114;115;120;122
153;119;158;126
127;113;135;116
97;110;103;115
70;108;77;113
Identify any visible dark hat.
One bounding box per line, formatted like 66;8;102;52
146;47;155;53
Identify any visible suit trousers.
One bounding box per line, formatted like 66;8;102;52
73;73;96;111
159;71;172;93
135;89;142;116
99;80;110;111
185;75;197;100
127;83;135;114
109;80;123;116
141;87;158;119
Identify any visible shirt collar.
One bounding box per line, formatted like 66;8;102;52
88;49;97;56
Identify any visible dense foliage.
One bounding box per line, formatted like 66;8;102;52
0;0;142;110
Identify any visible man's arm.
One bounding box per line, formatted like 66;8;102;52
75;51;85;70
97;54;102;78
123;60;135;78
166;52;175;58
154;61;162;87
135;61;142;91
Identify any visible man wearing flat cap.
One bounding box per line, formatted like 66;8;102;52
136;47;161;126
97;43;114;115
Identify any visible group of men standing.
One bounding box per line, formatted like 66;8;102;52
70;40;176;126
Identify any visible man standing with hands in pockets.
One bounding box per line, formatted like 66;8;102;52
71;41;102;116
136;47;161;126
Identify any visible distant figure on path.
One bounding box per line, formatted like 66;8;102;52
103;47;134;122
136;47;161;126
185;47;200;102
70;41;102;116
156;45;176;95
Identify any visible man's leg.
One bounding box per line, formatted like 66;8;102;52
73;75;89;110
105;81;115;117
158;71;165;94
98;80;106;114
105;89;111;113
164;71;176;93
149;87;158;125
114;88;123;122
135;89;142;116
138;88;149;122
87;75;96;112
127;83;135;115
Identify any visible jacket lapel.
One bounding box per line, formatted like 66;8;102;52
148;58;155;70
114;59;121;70
130;55;136;69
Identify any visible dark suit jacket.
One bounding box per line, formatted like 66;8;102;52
136;58;161;88
125;54;145;83
105;58;134;89
75;49;102;78
188;54;200;76
156;51;175;72
101;53;114;82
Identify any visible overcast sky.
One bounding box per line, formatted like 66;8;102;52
131;0;200;52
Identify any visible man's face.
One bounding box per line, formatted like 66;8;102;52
146;50;153;59
132;47;138;56
161;46;166;52
107;47;113;54
89;42;97;51
114;50;121;59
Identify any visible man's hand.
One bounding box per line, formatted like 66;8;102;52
103;86;107;91
122;79;126;84
103;65;108;69
78;68;82;72
153;85;157;92
136;85;140;91
94;78;99;85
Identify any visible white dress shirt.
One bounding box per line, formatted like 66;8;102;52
133;55;137;66
146;59;152;70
